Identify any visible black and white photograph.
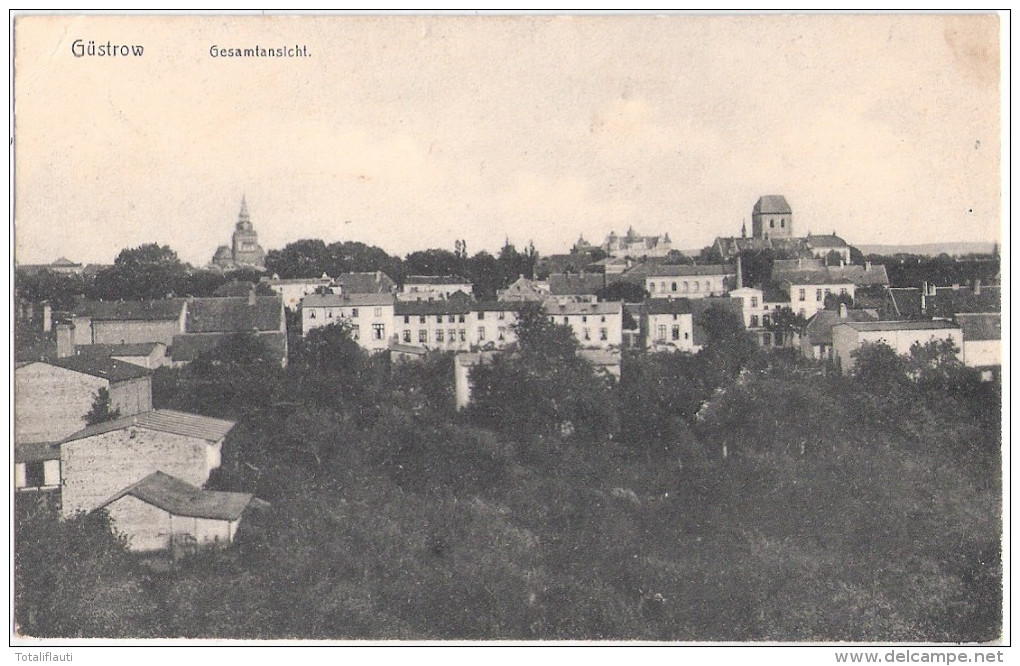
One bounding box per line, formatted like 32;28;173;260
10;11;1006;657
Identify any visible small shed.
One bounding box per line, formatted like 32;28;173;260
95;471;267;553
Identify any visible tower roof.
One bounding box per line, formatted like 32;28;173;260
236;195;252;230
753;195;792;215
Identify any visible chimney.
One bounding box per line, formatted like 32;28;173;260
41;302;52;333
974;279;981;296
839;303;848;319
248;288;257;306
56;323;74;358
865;261;871;272
736;256;743;289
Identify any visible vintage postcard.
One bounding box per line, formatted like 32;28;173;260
10;11;1005;658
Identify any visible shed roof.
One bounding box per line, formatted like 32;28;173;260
63;409;235;444
805;234;849;248
803;309;878;346
97;471;256;521
15;441;62;463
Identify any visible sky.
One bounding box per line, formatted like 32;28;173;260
13;13;1003;267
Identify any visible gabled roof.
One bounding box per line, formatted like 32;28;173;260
543;301;622;316
753;195;792;215
186;296;284;333
333;271;397;293
75;342;163;358
955;313;1001;341
773;258;825;272
930;285;1000;316
170;331;288;364
96;471;257;521
395;300;473;316
778;264;889;287
548;273;606;295
62;409;236;444
302;292;395;308
49;355;152;383
805;234;849;248
803;309;878;346
403;275;472;286
645;298;694;315
836;320;961;333
75;299;186;322
886;288;922;318
639;264;734;278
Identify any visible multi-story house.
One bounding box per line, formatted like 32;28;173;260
640;264;735;299
643;298;698;352
398;275;474;301
301;292;395;352
831;320;964;374
543;301;623;349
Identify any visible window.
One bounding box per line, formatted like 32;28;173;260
816;289;823;302
448;329;456;343
419;315;426;324
498;311;505;320
436;316;443;324
309;310;316;319
600;316;606;323
672;325;680;341
403;330;411;343
649;282;656;293
478;327;485;341
563;317;569;325
684;332;689;340
750;296;758;307
671;282;677;292
459;329;466;342
478;311;485;320
498;326;506;341
351;308;359;317
458;314;465;323
436;329;444;342
660;282;666;292
657;324;667;341
582;315;587;323
798;289;806;301
374;307;382;317
448;315;455;323
683;281;689;292
762;315;771;327
770;219;775;228
840;288;848;296
327;310;333;319
704;281;710;291
693;282;699;292
23;461;44;488
600;328;608;341
404;315;410;324
419;329;428;343
373;324;385;340
750;315;759;328
351;324;360;340
583;328;591;341
780;219;785;228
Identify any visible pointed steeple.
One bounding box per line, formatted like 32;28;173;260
236;195;252;230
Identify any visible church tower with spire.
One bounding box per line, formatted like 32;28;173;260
212;195;266;270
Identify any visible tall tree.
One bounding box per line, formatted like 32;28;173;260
84;387;121;426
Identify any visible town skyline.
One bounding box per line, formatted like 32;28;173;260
14;14;1002;267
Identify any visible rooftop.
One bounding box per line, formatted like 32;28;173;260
302;292;396;308
75;299;186;322
96;471;257;521
63;409;236;444
49;355;152;383
836;320;961;333
544;301;622;316
186;296;284;333
333;271;396;293
803;309;879;345
753;195;792;215
645;298;694;315
955;312;1001;341
548;273;606;295
403;275;472;286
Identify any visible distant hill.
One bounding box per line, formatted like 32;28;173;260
856;242;998;257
